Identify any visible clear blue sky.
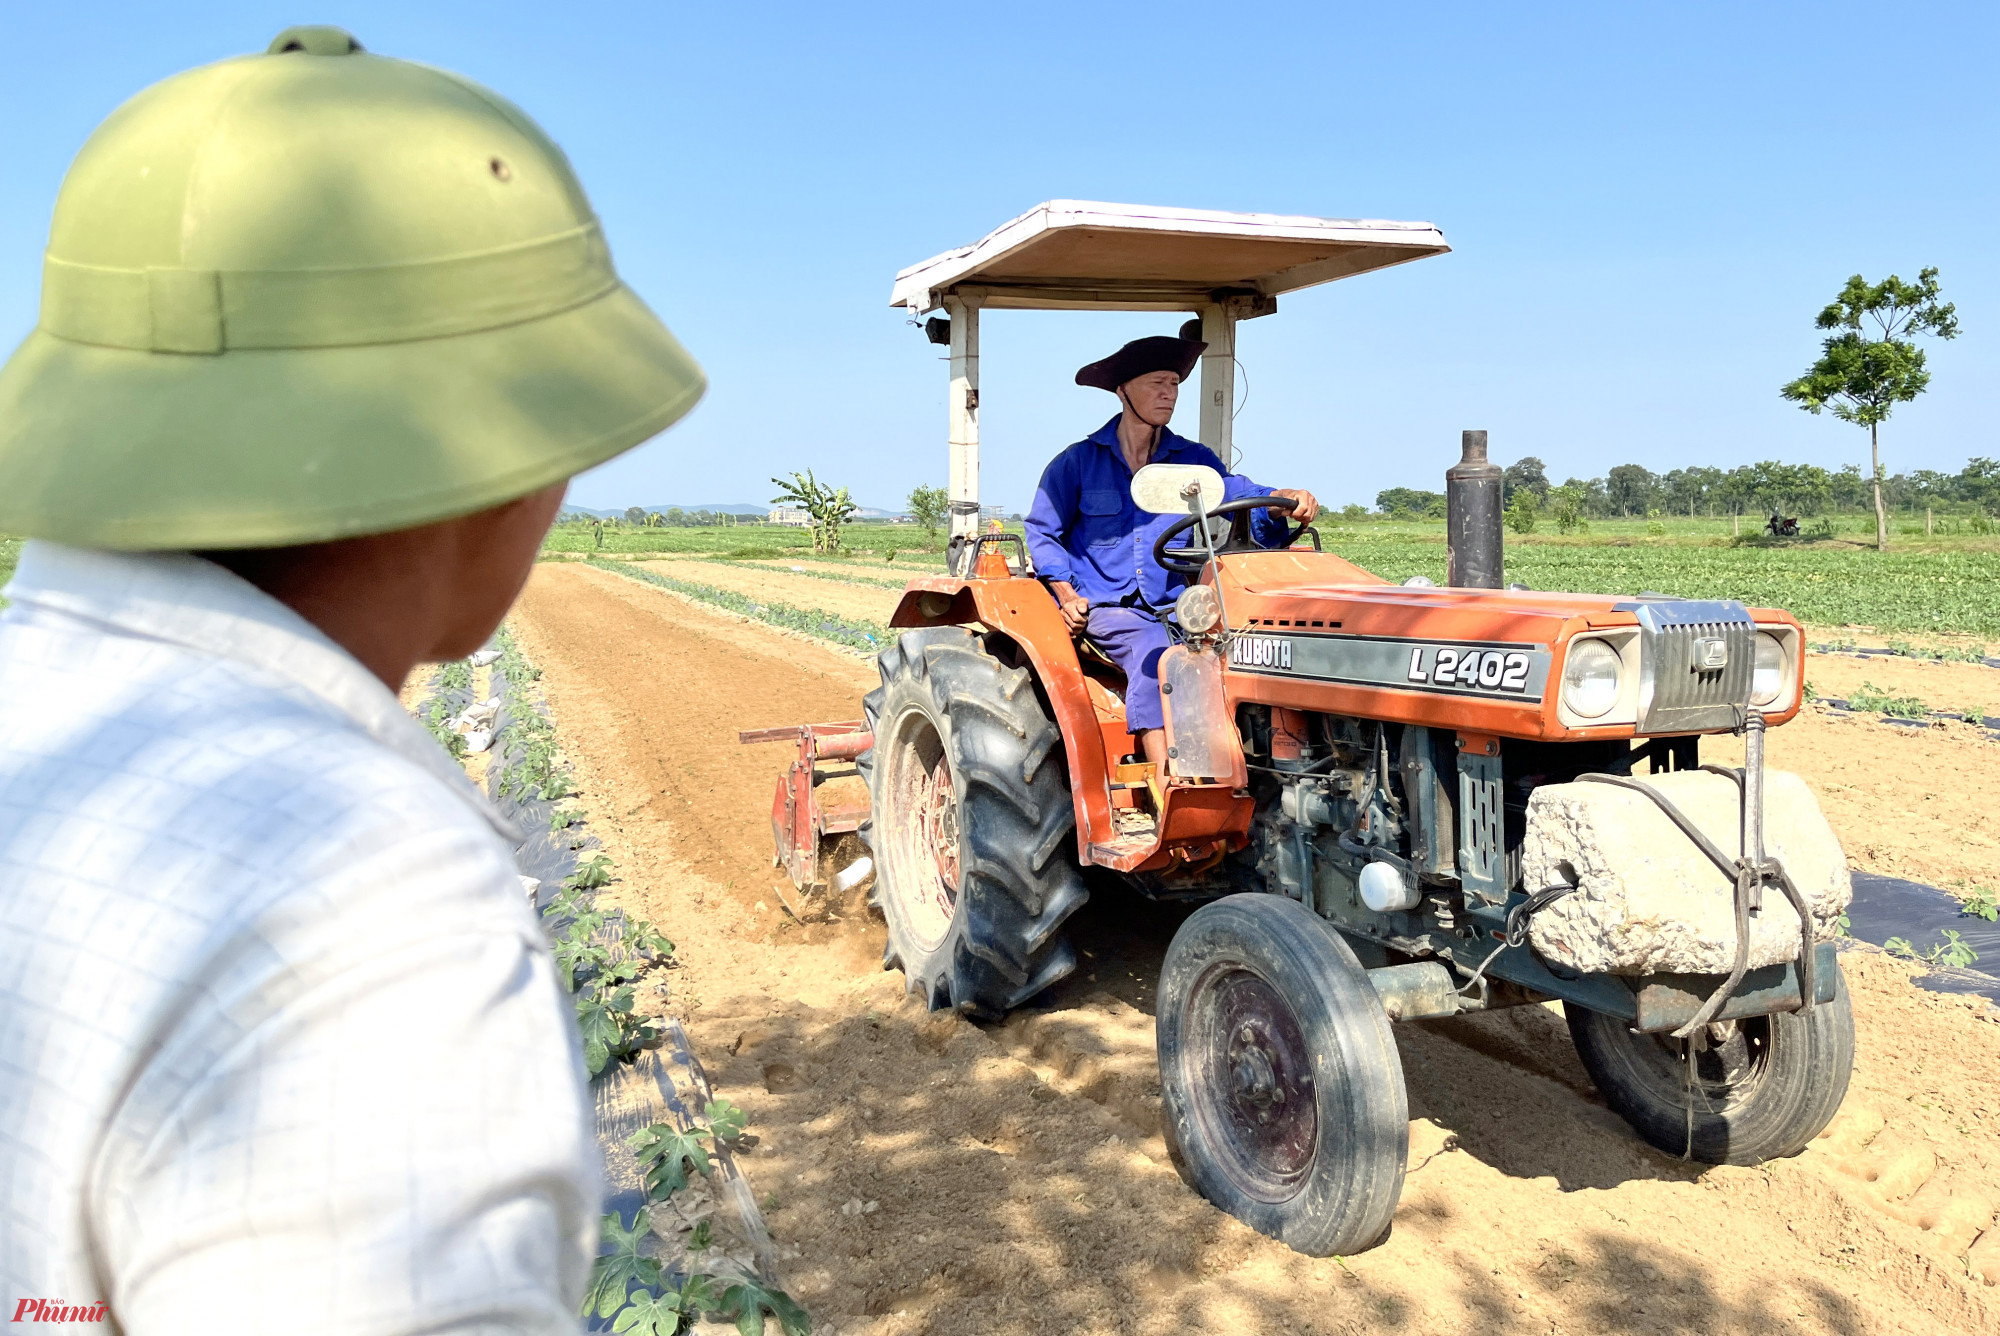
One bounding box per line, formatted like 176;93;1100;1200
2;3;1994;513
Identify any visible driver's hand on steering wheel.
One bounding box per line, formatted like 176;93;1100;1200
1270;488;1319;526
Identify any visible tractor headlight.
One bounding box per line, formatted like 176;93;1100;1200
1175;584;1222;635
1562;639;1622;719
1751;631;1788;706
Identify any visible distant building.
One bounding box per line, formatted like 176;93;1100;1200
767;506;812;526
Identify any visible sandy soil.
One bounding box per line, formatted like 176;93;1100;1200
1707;650;2000;891
1803;652;2000;723
509;562;2000;1334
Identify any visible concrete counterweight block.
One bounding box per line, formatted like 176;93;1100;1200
1520;770;1851;976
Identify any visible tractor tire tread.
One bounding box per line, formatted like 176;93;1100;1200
1565;965;1855;1165
857;626;1087;1017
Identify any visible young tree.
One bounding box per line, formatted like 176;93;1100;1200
1781;268;1958;551
906;484;949;542
1549;484;1589;535
770;470;858;553
1506;489;1539;534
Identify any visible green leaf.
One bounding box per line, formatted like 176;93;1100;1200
629;1122;712;1196
1932;929;1979;969
584;1211;664;1319
569;854;614;891
609;1287;686;1336
721;1279;812;1336
671;1273;723;1320
703;1097;748;1144
628;918;675;959
576;993;624;1077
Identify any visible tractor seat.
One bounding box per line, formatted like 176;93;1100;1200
1076;635;1122;673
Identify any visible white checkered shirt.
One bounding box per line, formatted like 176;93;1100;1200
0;543;599;1333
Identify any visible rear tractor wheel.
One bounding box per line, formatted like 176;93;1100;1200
1157;894;1408;1257
1565;963;1854;1164
857;627;1088;1018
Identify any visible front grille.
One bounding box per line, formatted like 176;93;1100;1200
1631;599;1754;733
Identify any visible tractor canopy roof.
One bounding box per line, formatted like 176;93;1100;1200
890;200;1450;314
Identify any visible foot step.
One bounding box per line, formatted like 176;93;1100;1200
1112;808;1157;836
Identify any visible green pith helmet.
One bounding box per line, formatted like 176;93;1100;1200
0;25;705;549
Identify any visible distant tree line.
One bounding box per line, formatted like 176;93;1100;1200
563;507;762;528
1376;455;2000;522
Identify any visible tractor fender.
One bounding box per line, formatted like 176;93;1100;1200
890;576;1115;861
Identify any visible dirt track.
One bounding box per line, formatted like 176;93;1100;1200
511;561;2000;1335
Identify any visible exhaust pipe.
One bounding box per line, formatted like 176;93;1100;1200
1446;429;1504;589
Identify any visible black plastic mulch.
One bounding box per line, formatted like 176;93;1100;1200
483;659;597;903
1811;643;2000;671
1848;871;2000;1004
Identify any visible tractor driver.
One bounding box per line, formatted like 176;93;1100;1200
1023;329;1318;770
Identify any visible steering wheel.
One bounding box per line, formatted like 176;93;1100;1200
1151;496;1308;575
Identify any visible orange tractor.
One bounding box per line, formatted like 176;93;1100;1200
747;202;1853;1256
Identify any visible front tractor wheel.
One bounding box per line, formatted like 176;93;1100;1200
1157;894;1408;1257
1565;963;1855;1164
857;627;1088;1018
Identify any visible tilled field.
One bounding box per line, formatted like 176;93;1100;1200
626;558;904;627
511;561;2000;1335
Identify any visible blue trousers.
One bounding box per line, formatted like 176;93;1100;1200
1084;605;1171;733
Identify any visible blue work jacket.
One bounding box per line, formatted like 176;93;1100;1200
1023;414;1283;608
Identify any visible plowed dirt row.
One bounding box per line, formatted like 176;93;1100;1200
739;557;936;583
509;562;2000;1335
624;559;905;627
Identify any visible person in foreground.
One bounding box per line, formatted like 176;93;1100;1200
1023;331;1318;768
0;27;704;1335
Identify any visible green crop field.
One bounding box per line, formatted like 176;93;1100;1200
544;515;2000;636
540;518;947;563
1319;518;2000;635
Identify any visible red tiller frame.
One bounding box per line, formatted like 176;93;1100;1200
738;722;872;890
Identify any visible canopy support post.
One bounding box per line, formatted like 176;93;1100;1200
946;295;982;542
1198;302;1237;469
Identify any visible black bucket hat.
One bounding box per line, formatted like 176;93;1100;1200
1075;330;1206;392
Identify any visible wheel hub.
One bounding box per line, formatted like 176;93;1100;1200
882;710;961;955
916;751;960;891
1188;968;1318;1203
1230;1025;1288;1122
1634;1016;1771;1106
